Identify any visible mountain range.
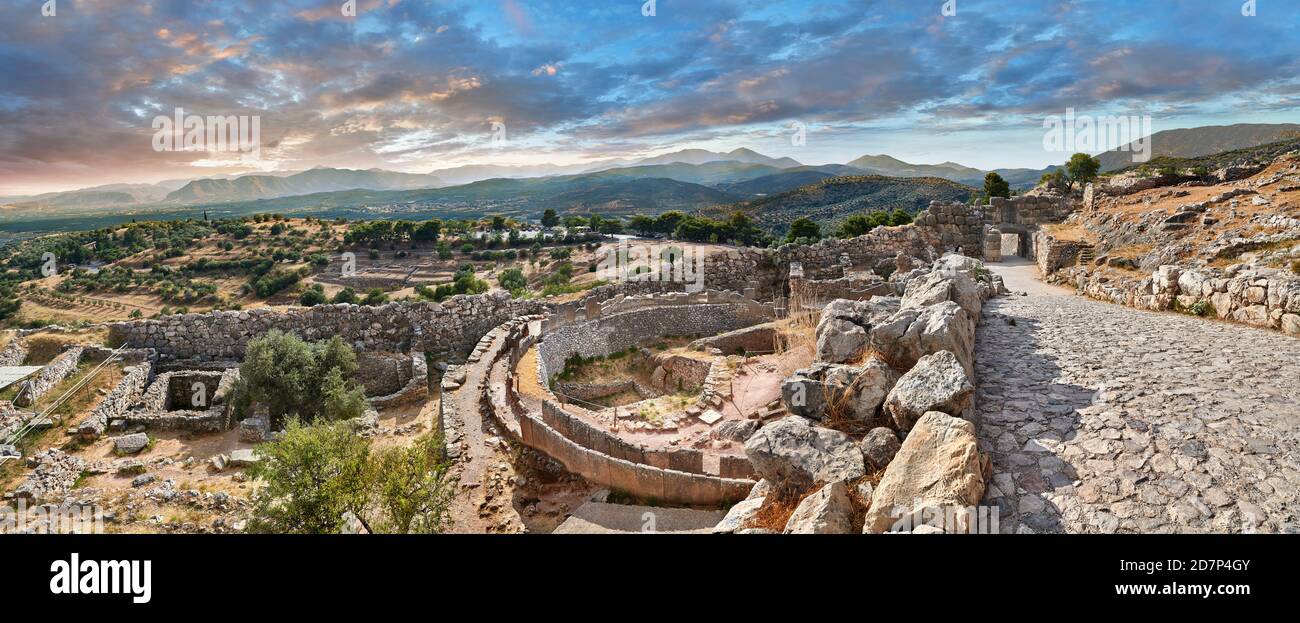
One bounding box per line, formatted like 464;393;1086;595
5;123;1297;228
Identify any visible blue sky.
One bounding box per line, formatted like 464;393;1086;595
2;0;1298;193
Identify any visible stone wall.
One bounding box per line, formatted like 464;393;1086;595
1033;230;1083;275
519;401;753;506
367;353;429;409
537;300;773;383
78;362;153;439
0;337;28;366
13;347;84;408
1057;264;1300;336
355;352;416;396
107;292;547;361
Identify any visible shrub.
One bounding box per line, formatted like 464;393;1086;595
246;422;454;534
331;287;359;304
299;284;327;307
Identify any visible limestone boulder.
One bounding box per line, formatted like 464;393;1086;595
783;481;855;534
883;350;973;432
906;301;975;374
779;359;899;424
744;416;865;494
863;411;988;533
712;497;765;534
814;297;901;363
901;270;983;317
113;433;149;455
861;427;901;470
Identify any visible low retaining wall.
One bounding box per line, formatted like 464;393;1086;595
1056;264;1300;336
368;353;429;409
520;402;753;506
13;347;85;408
79;362;154;439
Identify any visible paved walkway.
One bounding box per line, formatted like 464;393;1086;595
975;259;1300;533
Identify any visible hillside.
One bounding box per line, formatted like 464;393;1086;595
166;168;445;203
1097;123;1300;171
701;175;976;232
1113;137;1300;175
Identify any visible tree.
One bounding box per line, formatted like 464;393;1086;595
371;434;456;534
362;288;389;305
498;267;527;295
246;419;372;534
412;220;441;242
1039;168;1068;192
628;214;656;236
836;214;877;238
246;423;455;534
541;209;560;228
887;209;913;226
298;284;327;307
331;287;359;304
786;217;821;243
983;172;1011;202
1065;153;1101;190
232;330;368;425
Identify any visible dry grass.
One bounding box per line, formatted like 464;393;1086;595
22;331;107;364
1042;222;1096;244
745;487;817;533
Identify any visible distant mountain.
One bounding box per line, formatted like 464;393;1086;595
186;173;741;219
716;166;862;196
427;163;598;186
165;168;444;203
3;183;170;210
1097;123;1300;171
847;154;984;181
702;175;976;232
633;147;802;168
583;161;785;186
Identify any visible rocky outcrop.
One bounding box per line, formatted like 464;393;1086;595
11;449;86;502
863;412;989;534
883;350;974;432
743;416;865;494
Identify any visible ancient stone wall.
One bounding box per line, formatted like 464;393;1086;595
13;346;84;408
367;353;429;409
519;401;753;506
0;338;28;366
107;292;547;361
78;362;153;439
1033;230;1083;275
1057;264;1300;336
537;301;772;383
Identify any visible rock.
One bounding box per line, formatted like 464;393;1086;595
862;427;902;470
0;444;19;459
239;416;270;443
211;454;229;471
863;412;989;533
901;270;983;317
814;298;900;363
712;497;765;534
713;419;760;442
229;449;260;467
131;474;156;488
744;416;865;494
1282;313;1300;336
783;481;854;534
883;350;973;432
112;433;150;455
780;359;898;424
907;301;976;374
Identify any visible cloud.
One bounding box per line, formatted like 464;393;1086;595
1;0;1298;193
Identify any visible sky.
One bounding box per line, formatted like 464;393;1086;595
1;0;1299;195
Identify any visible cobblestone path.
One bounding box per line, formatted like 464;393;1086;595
975;260;1300;533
